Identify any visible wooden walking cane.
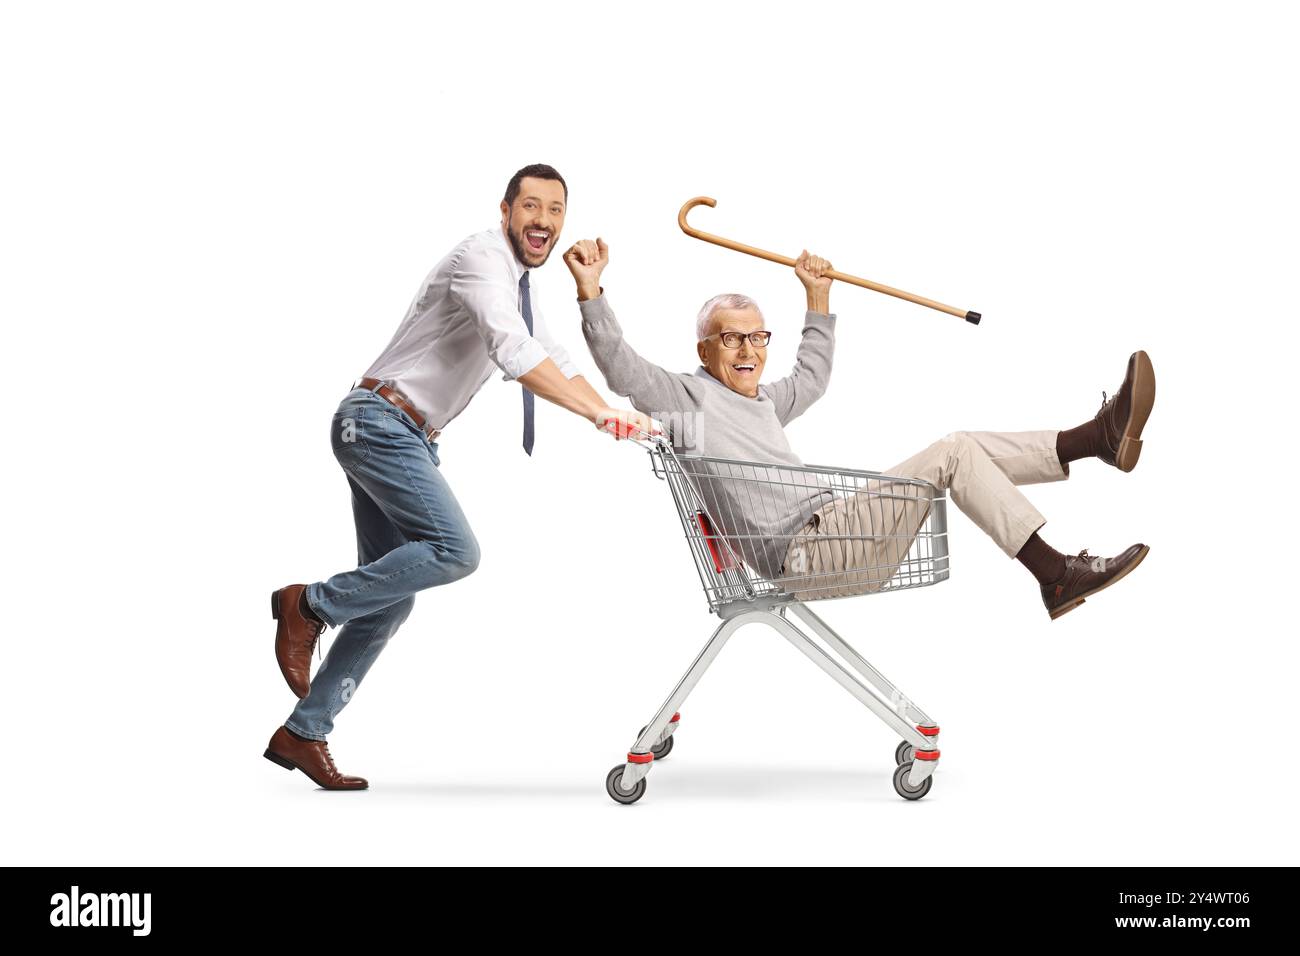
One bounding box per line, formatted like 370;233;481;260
678;196;981;324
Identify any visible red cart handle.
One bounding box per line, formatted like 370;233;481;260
600;417;665;442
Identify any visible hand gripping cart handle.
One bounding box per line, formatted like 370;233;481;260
600;424;951;803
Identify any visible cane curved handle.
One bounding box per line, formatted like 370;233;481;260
677;195;716;233
676;196;981;324
678;197;798;270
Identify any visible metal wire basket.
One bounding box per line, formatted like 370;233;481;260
645;435;950;615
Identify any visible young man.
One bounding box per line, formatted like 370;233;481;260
563;235;1154;620
264;166;655;791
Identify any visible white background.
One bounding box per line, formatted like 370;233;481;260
4;1;1297;865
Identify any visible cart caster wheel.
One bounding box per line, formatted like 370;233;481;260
606;765;647;805
892;761;932;801
639;725;674;760
894;740;914;766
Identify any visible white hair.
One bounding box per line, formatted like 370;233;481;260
695;293;763;341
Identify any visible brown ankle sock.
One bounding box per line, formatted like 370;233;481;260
1056;420;1100;466
1016;532;1067;585
299;589;323;625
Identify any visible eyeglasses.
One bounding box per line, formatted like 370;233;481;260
703;330;772;349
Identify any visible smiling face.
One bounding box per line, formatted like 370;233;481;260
697;306;768;398
500;177;566;268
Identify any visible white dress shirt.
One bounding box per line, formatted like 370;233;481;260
360;225;581;433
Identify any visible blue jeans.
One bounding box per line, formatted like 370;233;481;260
284;387;481;741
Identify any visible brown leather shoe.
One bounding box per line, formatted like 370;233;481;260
1042;544;1150;620
263;725;369;790
272;584;326;699
1095;350;1155;472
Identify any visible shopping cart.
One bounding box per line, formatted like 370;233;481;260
604;429;951;803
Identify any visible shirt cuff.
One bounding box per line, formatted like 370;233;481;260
578;292;616;330
498;337;550;382
804;310;837;326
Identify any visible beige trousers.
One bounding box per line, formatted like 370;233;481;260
781;430;1068;600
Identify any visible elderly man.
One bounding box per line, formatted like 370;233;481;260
563;236;1154;620
264;166;654;791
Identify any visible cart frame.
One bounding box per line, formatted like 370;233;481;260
606;434;951;803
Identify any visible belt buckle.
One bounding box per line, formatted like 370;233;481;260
425;425;441;442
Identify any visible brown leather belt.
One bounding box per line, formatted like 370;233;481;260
355;377;441;442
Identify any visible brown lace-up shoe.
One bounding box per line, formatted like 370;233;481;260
1042;544;1150;620
272;584;326;699
263;725;369;790
1095;350;1155;472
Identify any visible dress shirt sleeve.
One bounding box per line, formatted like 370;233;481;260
528;297;581;379
447;244;550;382
760;311;836;426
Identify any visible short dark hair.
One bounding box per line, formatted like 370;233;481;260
503;164;567;207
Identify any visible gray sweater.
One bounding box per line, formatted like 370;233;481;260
579;293;838;580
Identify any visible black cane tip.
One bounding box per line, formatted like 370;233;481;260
965;311;982;325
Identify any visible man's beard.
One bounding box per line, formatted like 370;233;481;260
506;214;554;267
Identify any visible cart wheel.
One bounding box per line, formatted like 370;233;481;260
639;725;675;760
892;761;932;801
606;765;646;805
894;740;914;766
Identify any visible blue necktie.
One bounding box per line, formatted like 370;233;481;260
520;271;534;456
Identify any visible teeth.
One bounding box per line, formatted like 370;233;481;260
527;231;549;239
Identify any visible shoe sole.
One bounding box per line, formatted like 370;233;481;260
263;748;369;790
1049;544;1151;620
1117;350;1155;472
